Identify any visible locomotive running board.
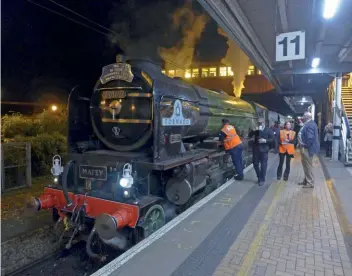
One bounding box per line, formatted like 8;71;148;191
91;163;254;276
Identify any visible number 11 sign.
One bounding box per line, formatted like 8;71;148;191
275;31;305;62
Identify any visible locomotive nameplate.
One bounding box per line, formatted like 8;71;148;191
100;63;134;84
79;165;107;181
162;100;191;126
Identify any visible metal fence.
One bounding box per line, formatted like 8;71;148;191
1;142;31;193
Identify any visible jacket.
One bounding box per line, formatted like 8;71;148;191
279;129;296;155
248;127;274;153
299;120;320;156
220;124;242;150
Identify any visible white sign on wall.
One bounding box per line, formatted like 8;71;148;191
275;31;305;62
162;100;191;126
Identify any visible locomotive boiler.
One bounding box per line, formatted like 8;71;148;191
27;55;275;260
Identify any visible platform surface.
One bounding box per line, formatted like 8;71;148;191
93;152;352;276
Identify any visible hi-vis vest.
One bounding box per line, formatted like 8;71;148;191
221;124;242;150
279;130;296;154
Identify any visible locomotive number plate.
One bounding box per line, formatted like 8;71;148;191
79;165;107;181
102;90;126;99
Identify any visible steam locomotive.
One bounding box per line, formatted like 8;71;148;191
26;55;288;260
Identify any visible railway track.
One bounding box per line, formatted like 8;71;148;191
5;241;117;276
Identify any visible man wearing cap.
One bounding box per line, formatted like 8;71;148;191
249;118;274;186
219;119;244;180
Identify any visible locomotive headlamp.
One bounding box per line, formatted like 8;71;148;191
51;155;63;177
119;163;134;188
54;177;58;183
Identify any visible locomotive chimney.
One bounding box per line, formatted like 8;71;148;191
116;54;126;63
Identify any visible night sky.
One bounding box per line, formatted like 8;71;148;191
2;0;227;106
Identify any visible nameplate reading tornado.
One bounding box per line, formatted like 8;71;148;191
162;100;191;126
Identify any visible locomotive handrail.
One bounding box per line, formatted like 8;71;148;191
102;118;152;124
95;86;144;91
159;94;255;114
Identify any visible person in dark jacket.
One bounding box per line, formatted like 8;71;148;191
249;118;274;186
271;122;280;154
297;112;320;188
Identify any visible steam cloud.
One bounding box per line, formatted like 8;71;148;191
108;0;208;69
158;0;209;70
217;27;250;98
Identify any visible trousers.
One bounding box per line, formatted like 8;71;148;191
277;152;292;179
300;147;314;186
252;150;268;182
325;141;332;157
228;144;244;177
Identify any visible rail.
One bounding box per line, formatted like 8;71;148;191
1;142;32;193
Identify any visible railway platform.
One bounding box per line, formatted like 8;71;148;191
92;152;352;276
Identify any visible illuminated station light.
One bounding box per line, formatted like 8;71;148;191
51;105;58;111
311;57;320;68
323;0;340;19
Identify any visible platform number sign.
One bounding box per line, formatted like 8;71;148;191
275;31;305;62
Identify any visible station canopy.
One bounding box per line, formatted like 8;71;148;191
198;0;352;114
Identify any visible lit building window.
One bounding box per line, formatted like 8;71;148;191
192;68;199;78
247;65;255;75
168;70;175;77
162;70;166;75
228;67;234;76
185;69;191;79
176;69;184;77
258;70;262;75
209;67;217;77
201;68;209;77
219;67;227;77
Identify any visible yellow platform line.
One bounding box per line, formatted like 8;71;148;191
237;179;286;276
325;178;352;237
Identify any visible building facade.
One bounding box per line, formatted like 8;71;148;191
162;63;273;95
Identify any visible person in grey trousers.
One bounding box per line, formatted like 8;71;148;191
297;112;320;188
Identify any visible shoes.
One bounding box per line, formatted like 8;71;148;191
277;176;281;180
298;181;307;186
235;175;244;181
283;177;288;181
258;181;264;186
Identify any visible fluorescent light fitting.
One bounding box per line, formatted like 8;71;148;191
302;97;306;101
301;102;304;106
311;57;320;68
323;0;340;19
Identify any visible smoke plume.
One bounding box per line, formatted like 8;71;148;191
108;0;208;68
158;1;209;70
217;27;250;98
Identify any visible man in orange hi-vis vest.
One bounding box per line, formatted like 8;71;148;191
276;121;296;181
219;119;244;180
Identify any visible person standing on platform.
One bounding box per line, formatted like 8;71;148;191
297;112;320;188
271;122;280;154
219;119;244;181
294;118;303;148
324;122;333;158
277;121;296;181
249;118;274;186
